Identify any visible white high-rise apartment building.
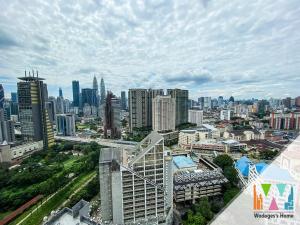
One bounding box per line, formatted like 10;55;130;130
128;89;164;132
152;96;175;132
188;109;203;126
220;109;231;121
99;131;173;225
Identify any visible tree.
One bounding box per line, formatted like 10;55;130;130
183;210;206;225
223;187;239;205
196;197;214;220
213;154;234;170
223;166;239;186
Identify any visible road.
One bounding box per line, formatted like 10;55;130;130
55;136;137;149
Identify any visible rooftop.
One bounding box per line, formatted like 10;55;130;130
173;155;197;170
235;156;267;177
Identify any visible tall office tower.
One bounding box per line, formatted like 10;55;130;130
72;80;80;107
17;71;54;148
3;101;11;121
257;100;269;115
56;96;64;114
46;100;56;125
203;97;212;109
152;96;175;132
104;92;121;139
10;102;19;116
121;91;127;110
56;114;76;136
11;92;18;103
63;99;71;113
0;108;15;143
100;77;106;105
147;89;164;127
99;131;173;225
218;96;224;107
167;89;188;126
283;97;292;109
82;88;98;107
0;84;4;108
59;87;63;98
188;109;203;126
0;120;15;143
93;75;99;94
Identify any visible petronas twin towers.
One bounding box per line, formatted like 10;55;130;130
93;75;106;105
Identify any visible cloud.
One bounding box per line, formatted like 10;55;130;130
74;67;97;74
0;29;19;48
0;0;300;100
165;70;212;85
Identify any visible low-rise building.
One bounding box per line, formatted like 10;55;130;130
0;141;43;163
173;153;228;203
220;109;231;121
44;200;99;225
178;124;220;147
190;139;247;153
223;129;265;141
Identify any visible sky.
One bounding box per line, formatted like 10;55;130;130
0;0;300;100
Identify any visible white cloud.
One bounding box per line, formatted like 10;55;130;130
0;0;300;100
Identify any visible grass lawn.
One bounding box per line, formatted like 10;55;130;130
63;156;80;170
9;171;96;225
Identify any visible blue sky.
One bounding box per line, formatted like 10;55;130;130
0;0;300;100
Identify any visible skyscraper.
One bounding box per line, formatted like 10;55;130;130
128;89;163;132
121;91;127;110
81;88;98;107
56;96;64;114
56;114;76;136
46;99;56;125
152;95;176;132
0;84;4;108
11;92;18;103
103;91;121;139
188;109;203;126
99;131;173;225
72;80;80;107
128;89;149;132
93;75;98;94
167;89;188;126
0;108;15;143
59;87;63;98
147;89;164;127
17;71;54;148
100;77;106;105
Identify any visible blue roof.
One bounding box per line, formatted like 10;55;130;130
173;156;197;169
235;156;267;177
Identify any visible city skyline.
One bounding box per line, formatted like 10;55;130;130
1;0;300;99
